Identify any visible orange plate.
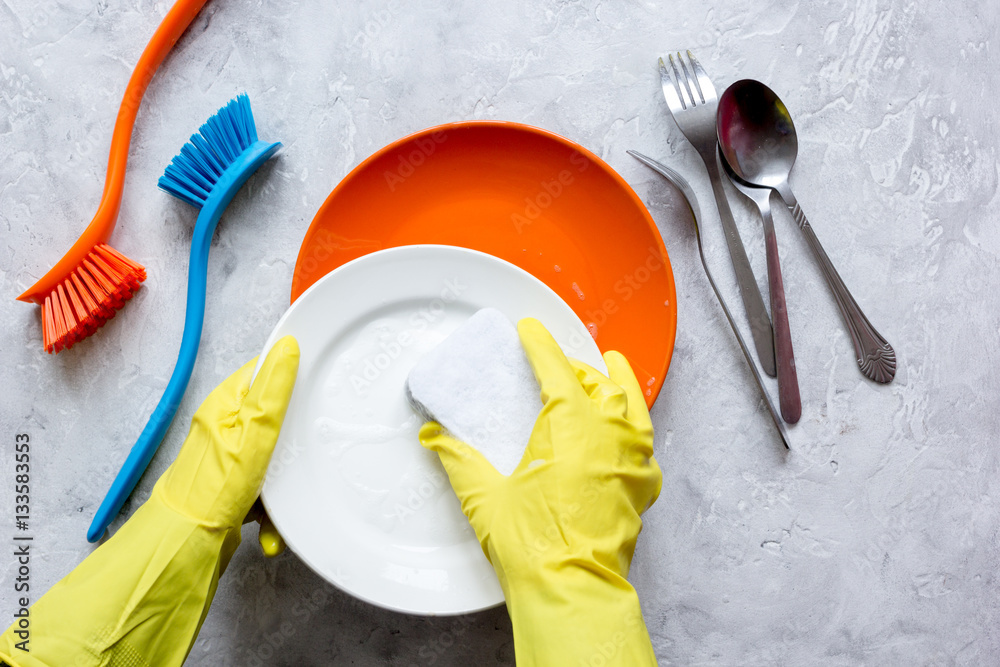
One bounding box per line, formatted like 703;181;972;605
292;121;676;407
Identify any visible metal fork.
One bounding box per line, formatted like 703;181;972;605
659;51;776;378
628;150;790;450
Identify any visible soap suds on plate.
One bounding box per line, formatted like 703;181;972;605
311;315;470;544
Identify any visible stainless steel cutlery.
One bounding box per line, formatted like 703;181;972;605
717;79;896;383
629;150;791;450
658;51;777;379
641;51;897;440
722;154;802;423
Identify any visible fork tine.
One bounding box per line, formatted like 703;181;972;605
658;56;684;111
675;51;704;106
669;53;697;108
685;50;716;101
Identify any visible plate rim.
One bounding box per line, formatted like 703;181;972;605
290;120;676;407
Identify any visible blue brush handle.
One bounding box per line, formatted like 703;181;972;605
88;140;280;543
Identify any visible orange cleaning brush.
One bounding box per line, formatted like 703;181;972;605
16;0;210;354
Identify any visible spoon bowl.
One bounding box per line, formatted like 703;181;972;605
716;79;799;188
718;79;798;191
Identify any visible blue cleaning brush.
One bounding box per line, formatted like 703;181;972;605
88;94;281;542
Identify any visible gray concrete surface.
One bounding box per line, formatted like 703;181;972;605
1;0;998;664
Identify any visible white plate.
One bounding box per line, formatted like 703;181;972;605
256;245;605;615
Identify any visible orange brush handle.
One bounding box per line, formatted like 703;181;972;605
17;0;210;304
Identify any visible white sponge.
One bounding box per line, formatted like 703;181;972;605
405;308;540;476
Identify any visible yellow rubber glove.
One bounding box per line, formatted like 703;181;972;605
419;318;662;667
0;336;299;667
247;499;287;557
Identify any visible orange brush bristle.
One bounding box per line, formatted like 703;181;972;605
40;243;146;354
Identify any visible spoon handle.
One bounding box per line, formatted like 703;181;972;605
787;202;896;383
760;205;802;423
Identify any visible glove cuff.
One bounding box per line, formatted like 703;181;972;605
0;495;238;667
502;561;657;667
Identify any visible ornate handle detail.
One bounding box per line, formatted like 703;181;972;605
792;203;896;383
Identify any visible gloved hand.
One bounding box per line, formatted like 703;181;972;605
0;336;299;667
420;318;662;667
246;498;287;557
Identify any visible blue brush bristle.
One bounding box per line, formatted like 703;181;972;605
158;93;260;208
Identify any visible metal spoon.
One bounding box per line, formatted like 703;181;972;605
722;153;801;424
717;79;896;383
628;149;790;450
